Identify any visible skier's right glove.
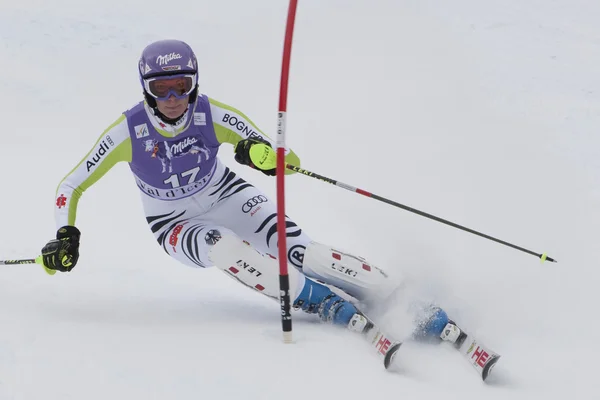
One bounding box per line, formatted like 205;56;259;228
41;226;81;272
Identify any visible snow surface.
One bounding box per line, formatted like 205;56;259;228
1;0;599;399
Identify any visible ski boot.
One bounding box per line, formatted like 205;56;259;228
412;305;464;345
412;305;500;380
440;320;468;348
293;278;371;333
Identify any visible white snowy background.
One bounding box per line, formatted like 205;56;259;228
1;0;598;399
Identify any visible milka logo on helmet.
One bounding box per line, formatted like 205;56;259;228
156;53;182;66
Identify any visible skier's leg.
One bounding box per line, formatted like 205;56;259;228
207;234;370;332
299;241;403;304
140;166;402;331
140;192;234;268
140;178;457;344
137;169;369;330
203;168;402;305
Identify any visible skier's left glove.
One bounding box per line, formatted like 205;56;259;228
41;226;81;272
234;137;277;176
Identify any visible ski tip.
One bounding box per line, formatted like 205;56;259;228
481;355;501;382
384;342;402;370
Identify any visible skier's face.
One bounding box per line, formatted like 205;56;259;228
156;95;189;119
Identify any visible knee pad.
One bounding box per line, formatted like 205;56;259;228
300;241;402;303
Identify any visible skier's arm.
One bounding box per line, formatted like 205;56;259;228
208;97;301;173
54;115;132;229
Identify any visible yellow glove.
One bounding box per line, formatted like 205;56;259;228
234;138;277;176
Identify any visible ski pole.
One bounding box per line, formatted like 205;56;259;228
0;256;56;275
285;164;556;263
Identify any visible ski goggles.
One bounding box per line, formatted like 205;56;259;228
143;74;197;101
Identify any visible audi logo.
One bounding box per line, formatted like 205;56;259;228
242;195;268;213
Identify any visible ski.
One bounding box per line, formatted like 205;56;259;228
368;324;403;369
449;324;501;381
359;318;499;379
208;235;498;378
350;314;402;369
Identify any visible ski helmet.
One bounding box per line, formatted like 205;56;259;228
138;39;199;108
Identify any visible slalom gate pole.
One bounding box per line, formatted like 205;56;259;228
276;0;299;344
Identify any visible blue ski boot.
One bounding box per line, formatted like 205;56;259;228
413;305;451;341
412;304;469;348
293;278;368;331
